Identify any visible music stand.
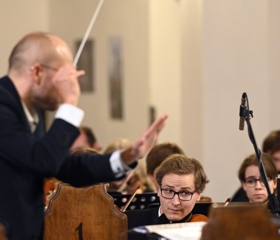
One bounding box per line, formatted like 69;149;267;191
109;192;159;210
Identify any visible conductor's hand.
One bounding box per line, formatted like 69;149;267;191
53;65;85;106
121;114;168;166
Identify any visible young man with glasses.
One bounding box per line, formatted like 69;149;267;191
238;153;278;203
126;154;209;230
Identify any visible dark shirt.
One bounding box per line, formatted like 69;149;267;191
125;207;194;240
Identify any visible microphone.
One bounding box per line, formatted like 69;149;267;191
239;93;247;131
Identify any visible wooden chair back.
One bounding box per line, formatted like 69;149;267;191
198;196;212;203
44;182;127;240
201;202;280;240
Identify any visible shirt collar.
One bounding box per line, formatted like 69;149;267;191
21;100;39;132
158;206;162;217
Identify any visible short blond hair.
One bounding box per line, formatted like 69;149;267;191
155;154;208;193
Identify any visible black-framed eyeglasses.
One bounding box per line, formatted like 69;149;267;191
40;64;58;72
244;177;272;188
160;188;196;201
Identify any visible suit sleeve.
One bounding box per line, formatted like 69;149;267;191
55;153;118;187
0;88;129;185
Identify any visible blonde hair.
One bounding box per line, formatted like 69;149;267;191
103;139;132;154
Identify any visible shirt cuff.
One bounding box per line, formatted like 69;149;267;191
110;151;132;178
54;104;84;127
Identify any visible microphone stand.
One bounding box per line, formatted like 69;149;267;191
240;92;280;216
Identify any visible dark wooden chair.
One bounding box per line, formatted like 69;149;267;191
44;182;127;240
201;202;280;240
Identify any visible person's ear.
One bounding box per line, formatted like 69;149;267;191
273;178;277;192
29;64;41;85
196;192;201;202
93;142;101;152
157;188;161;198
242;182;246;192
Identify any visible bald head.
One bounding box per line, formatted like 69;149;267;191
7;32;79;112
8;32;72;75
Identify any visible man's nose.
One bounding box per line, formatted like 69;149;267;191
171;193;181;204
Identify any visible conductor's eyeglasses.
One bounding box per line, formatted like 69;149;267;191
40;64;58;72
160;188;196;201
244;177;272;188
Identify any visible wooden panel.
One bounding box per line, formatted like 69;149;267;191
201;203;280;240
44;182;127;240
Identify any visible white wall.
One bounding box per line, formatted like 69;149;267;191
0;0;49;74
268;0;280;129
48;0;150;150
148;0;182;145
201;0;272;201
181;0;204;162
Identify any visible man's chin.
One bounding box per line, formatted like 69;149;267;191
48;105;59;111
166;214;183;222
35;103;59;111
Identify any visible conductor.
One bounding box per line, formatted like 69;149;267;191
0;32;168;240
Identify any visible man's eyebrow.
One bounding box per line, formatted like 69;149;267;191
179;187;192;190
161;185;192;190
161;185;174;188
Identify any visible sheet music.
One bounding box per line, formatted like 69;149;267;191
133;221;206;240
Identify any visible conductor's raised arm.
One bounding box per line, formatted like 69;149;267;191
121;114;168;166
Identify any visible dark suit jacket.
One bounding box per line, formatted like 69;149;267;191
125;206;206;229
125;207;196;240
125;208;159;230
0;76;130;240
